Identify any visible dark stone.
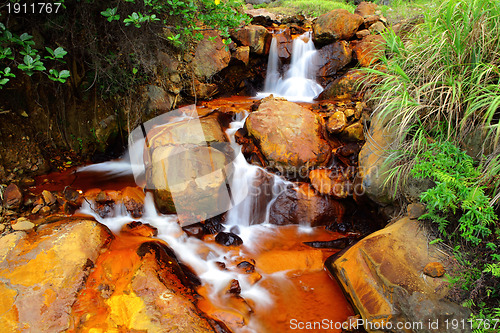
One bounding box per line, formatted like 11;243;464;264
203;218;225;235
269;184;345;227
63;187;80;203
215;232;243;247
230;225;240;234
226;279;241;295
303;238;351;249
236;261;255;273
183;223;206;239
3;183;22;209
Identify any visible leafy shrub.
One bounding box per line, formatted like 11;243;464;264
411;141;500;331
0;19;69;88
411;142;497;245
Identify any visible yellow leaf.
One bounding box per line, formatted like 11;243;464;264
215;0;220;5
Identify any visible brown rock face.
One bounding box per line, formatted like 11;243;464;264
355;1;378;18
122;186;146;218
231;25;271;55
353;34;386;67
313;9;364;45
194;31;231;80
244;97;331;175
330;217;470;332
316;41;352;85
233;46;250;65
72;238;218;332
0;219;113;332
3;183;22;209
145;113;233;223
269;183;345;227
274;28;294;60
316;69;366;100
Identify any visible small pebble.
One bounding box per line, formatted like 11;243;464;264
424;262;445;278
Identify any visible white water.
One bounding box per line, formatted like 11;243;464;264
76;110;298;332
258;32;323;102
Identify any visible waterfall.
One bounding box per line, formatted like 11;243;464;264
76;108;292;331
258;31;323;102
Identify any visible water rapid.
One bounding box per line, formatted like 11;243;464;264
76;109;304;332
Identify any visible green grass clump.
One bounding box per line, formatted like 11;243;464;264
364;0;500;328
366;0;500;198
266;0;355;17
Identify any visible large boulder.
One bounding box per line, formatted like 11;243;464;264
316;41;352;85
316;69;366;100
353;34;386;67
150;146;230;218
313;9;364;46
0;219;223;332
329;217;471;332
230;25;271;55
193;31;231;80
73;238;218;332
269;183;345;227
145;113;234;224
0;219;113;332
244;97;331;176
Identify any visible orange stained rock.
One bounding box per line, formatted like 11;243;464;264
68;234;214;333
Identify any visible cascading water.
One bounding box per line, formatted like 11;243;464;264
76;108;303;332
259;31;323;102
73;34;352;328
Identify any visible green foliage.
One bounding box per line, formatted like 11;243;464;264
411;141;500;329
412;142;497;245
0;10;70;88
100;0;250;46
101;7;120;21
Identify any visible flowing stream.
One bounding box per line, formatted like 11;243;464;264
69;31;352;331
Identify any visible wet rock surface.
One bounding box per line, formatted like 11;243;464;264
230;25;271;55
0;219;113;332
269;183;345;227
330;217;471;333
313;9;364;45
316;41;353;85
244;97;331;176
0;218;227;332
215;231;244;246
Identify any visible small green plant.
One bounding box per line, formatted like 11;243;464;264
0;10;70;88
411;142;497;245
